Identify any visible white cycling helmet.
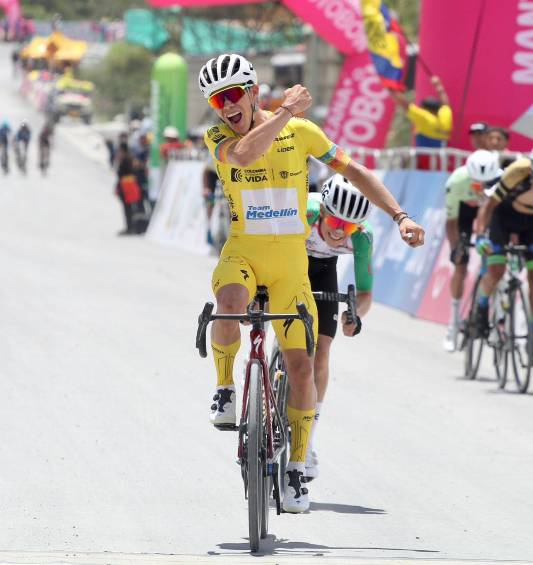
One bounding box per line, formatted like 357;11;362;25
198;53;257;99
466;150;500;182
321;174;372;223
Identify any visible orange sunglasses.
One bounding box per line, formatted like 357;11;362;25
208;85;249;110
323;215;359;236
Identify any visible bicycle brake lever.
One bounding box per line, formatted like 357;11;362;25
296;303;315;356
196;302;214;358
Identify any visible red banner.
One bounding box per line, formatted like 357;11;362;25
323;55;396;149
283;0;366;55
417;0;533;151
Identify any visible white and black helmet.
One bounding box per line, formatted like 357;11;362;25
466;150;500;182
198;53;257;99
321;174;372;223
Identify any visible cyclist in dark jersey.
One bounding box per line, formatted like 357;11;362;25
475;157;533;345
38;122;53;172
0;120;11;173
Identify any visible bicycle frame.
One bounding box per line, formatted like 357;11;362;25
238;324;274;460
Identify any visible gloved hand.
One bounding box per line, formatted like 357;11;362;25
476;235;492;256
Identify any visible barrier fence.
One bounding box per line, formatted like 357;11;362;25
147;151;500;325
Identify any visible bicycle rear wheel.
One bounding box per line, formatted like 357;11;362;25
491;291;509;389
464;277;485;380
247;361;264;552
510;286;531;393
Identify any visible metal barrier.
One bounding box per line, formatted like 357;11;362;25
167;145;522;172
346;147;522;171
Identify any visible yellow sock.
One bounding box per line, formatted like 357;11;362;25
211;339;240;387
287;405;315;462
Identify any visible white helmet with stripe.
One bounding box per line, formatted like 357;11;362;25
321;174;372;223
198;53;257;99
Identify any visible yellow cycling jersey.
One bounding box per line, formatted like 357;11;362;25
492;157;532;202
203;116;350;240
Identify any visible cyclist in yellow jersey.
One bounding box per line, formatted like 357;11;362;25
199;53;425;513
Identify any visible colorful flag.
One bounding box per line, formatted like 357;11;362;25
360;0;406;91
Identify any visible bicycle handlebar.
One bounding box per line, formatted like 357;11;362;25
312;284;362;336
195;302;315;358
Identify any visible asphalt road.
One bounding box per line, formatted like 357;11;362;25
1;45;532;564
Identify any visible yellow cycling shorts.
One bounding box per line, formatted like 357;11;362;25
212;235;318;351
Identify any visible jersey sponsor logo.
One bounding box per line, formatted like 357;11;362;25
241;187;304;235
230;167;268;183
207;126;226;143
280;169;303;180
274;132;295;142
277;145;295;153
246;205;298;220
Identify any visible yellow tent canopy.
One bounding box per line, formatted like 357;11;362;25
20;37;49;60
20;32;88;63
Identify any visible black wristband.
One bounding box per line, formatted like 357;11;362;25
398;215;410;226
279;105;294;118
393;212;409;225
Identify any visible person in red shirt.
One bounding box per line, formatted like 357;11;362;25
159;126;189;161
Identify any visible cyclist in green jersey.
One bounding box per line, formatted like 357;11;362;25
443;150;501;351
304;175;373;479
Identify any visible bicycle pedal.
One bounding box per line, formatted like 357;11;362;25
214;423;238;431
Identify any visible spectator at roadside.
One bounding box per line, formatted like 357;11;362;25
116;142;142;235
159;126;188;162
133;133;151;211
488;126;510;151
488;126;514;168
104;138;115;168
389;76;453;149
468;122;490;150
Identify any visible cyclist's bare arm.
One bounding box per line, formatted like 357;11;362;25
342;159;425;247
223;85;312;167
476;198;499;235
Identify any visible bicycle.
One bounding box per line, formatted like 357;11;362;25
38;142;50;175
1;143;9;174
267;284;360;483
13;140;27;174
196;287;314;553
488;244;531;393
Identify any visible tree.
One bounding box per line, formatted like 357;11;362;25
81;42;153;119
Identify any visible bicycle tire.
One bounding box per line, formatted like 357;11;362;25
491;290;509;389
510;285;531;393
269;345;289;489
464;277;485;380
247;361;264;552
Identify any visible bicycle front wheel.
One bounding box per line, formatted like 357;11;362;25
464;277;484;380
510;286;531;393
247;360;264;552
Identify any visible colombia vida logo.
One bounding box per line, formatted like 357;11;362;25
230;168;267;182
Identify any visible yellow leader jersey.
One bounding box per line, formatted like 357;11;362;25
203;117;350;240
